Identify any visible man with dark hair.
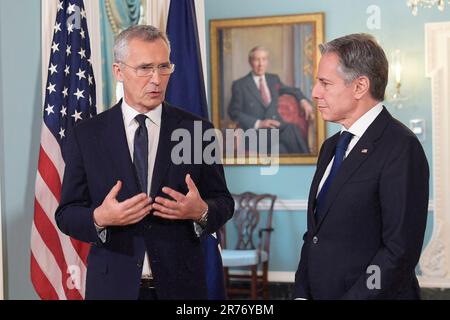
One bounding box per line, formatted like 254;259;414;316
294;33;429;299
228;46;313;154
55;25;234;300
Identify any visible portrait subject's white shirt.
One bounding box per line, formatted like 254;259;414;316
317;103;383;196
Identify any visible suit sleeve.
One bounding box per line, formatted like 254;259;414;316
197;122;235;234
55;127;105;245
293;138;329;299
294;231;312;299
342;136;429;299
228;80;259;130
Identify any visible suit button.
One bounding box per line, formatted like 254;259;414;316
312;236;319;244
137;262;143;268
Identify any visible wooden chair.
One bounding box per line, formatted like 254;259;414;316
220;192;276;299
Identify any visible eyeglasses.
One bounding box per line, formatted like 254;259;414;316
119;62;175;77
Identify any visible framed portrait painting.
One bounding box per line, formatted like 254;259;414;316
210;13;325;165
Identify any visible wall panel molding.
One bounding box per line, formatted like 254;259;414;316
259;199;434;213
419;22;450;288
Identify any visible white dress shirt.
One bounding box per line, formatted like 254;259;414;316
122;99;161;279
317;103;383;196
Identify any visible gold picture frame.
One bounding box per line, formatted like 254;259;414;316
210;13;325;165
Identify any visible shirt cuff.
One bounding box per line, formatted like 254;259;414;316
94;221;107;243
254;120;261;129
193;207;208;237
193;221;204;237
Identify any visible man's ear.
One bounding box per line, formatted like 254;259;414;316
112;63;123;82
354;76;370;99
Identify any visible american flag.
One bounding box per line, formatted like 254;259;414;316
31;0;96;300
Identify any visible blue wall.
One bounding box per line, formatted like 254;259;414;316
205;0;448;274
0;0;447;299
0;0;41;299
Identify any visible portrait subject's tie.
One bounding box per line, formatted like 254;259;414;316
315;131;354;223
134;114;149;194
259;76;270;106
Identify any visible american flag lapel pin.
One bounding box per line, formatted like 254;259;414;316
361;149;368;154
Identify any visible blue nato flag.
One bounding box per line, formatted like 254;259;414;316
165;0;226;300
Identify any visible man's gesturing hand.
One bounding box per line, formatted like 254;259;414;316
153;174;208;221
93;180;152;227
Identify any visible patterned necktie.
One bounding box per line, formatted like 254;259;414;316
315;131;354;223
259;76;270;105
134;114;148;194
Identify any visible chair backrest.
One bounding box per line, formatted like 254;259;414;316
222;192;276;255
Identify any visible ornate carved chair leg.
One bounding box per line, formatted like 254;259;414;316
251;265;258;300
224;267;230;298
263;262;269;300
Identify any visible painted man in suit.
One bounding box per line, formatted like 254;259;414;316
228;46;313;154
55;25;234;300
294;34;429;299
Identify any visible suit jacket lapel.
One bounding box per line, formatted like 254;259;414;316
308;134;339;227
266;74;279;104
98;100;140;197
315;107;391;230
149;102;180;198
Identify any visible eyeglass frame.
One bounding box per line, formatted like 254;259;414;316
119;61;175;77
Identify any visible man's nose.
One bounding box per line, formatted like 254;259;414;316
312;82;321;99
149;71;161;85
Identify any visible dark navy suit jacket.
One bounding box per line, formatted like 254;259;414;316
294;107;429;299
55;101;234;300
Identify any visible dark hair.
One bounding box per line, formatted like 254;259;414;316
319;33;388;101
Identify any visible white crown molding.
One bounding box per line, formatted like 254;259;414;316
229;270;295;283
258;199;434;212
268;271;295;283
265;199;308;211
418;276;450;288
238;272;448;287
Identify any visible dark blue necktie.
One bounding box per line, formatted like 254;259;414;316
134;114;148;194
315;131;354;222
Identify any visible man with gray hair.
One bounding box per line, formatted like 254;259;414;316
55;25;234;300
228;45;313;154
294;33;429;299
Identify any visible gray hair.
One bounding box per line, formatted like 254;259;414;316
113;25;171;62
248;46;269;61
319;33;388;101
